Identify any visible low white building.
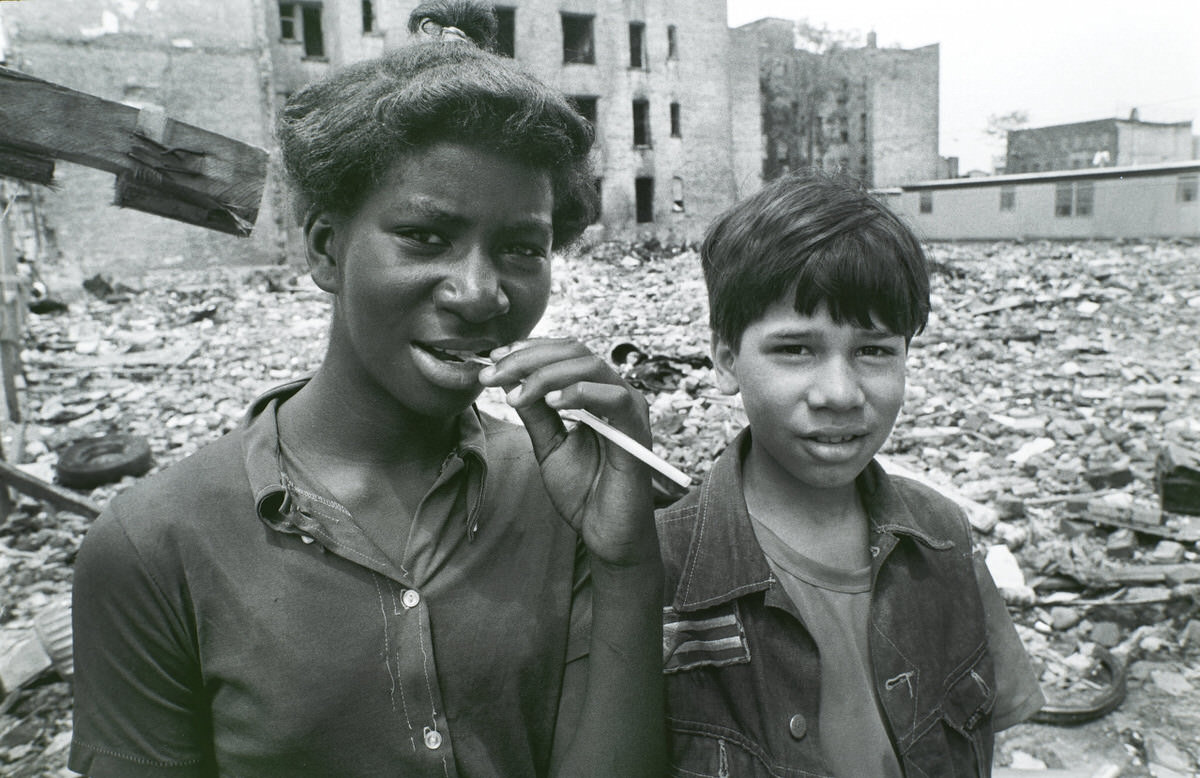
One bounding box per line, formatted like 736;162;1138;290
888;161;1200;241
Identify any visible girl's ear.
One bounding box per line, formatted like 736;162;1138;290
711;334;740;396
304;209;342;294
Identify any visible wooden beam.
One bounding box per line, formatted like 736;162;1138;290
0;65;267;236
0;458;100;519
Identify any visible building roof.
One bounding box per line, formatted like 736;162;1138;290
901;159;1200;191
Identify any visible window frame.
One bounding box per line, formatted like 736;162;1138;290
666;25;678;60
632;98;651;148
669;102;681;138
999;185;1015;211
561;13;595;65
494;6;516;57
635;176;655;223
1178;174;1199;203
628;21;646;69
918;191;933;214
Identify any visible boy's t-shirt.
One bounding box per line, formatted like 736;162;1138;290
749;514;1043;777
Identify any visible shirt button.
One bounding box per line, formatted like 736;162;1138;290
401;589;421;609
788;713;808;740
424;728;443;750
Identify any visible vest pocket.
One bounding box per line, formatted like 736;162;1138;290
902;656;996;777
667;722;779;778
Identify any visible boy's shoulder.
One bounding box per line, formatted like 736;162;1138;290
866;463;975;547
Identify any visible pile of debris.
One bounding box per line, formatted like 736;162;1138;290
0;238;1198;775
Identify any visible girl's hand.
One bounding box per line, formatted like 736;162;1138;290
478;339;655;568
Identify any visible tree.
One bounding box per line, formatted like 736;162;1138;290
985;110;1030;142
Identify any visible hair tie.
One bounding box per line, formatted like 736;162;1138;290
418;17;471;43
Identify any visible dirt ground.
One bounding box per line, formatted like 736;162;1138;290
1;238;1198;776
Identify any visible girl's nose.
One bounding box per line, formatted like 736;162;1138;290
434;247;510;322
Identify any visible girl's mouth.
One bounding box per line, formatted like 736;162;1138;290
418;344;493;364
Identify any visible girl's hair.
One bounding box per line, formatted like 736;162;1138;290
702;169;931;349
277;0;596;248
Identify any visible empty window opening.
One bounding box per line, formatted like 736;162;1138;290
999;186;1015;211
629;22;646;68
562;13;595;64
361;0;374;33
671;177;684;213
667;25;678;60
669;102;681;138
591;178;603;223
569;96;598;130
280;3;296;39
494;7;515;57
633;99;651;147
1178;174;1198;202
919;191;933;214
635;177;655;223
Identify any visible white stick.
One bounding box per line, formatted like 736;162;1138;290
463;353;693;488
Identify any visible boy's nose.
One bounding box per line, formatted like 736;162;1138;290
807;358;866;410
434;247;510;322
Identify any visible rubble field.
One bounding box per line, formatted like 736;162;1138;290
1;238;1199;776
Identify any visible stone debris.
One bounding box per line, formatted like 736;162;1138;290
2;239;1200;772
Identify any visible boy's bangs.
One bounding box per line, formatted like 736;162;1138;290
790;230;922;338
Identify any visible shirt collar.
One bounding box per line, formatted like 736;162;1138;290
672;428;946;612
241;378;490;531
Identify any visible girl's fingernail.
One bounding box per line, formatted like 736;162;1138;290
544;390;563;406
506;385;522;404
478;366;495;381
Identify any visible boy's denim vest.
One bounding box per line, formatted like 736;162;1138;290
658;431;995;777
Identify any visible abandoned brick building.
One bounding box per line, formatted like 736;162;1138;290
0;0;942;270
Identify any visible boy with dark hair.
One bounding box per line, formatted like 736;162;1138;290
658;170;1043;777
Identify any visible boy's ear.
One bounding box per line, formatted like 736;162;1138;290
711;335;741;396
304;209;343;294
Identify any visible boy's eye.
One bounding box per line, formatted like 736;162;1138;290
500;244;549;264
778;344;813;356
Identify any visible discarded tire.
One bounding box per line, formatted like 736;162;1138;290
55;434;153;489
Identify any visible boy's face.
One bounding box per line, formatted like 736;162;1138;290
713;300;907;495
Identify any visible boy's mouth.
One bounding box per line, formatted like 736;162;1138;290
809;434;858;444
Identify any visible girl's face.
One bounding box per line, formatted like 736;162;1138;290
309;142;555;419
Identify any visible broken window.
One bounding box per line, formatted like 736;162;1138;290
667;25;678;60
568;96;598;130
494;6;515;57
919;191;933;214
636;177;655;223
671;177;684;212
1000;186;1015;211
562;13;595;64
1055;182;1073;216
279;3;325;58
1178;175;1198;203
669;102;681;138
629;22;646;69
362;0;374;33
633;99;651;147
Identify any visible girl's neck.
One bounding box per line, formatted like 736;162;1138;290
279;363;461;471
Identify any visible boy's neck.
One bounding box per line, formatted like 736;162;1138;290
741;445;872;569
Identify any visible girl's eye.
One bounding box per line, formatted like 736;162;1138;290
859;345;897;358
397;228;448;246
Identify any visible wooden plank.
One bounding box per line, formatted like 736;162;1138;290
0;65;267;236
0;458;100;519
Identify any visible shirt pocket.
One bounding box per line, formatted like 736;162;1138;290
905;653;996;777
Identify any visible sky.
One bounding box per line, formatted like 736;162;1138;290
726;0;1200;172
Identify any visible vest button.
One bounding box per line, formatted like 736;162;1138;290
424;728;443;750
402;589;421;609
788;713;807;739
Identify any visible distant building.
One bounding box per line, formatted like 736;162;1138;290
734;20;940;188
270;0;761;244
1006;115;1195;174
890;160;1200;240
